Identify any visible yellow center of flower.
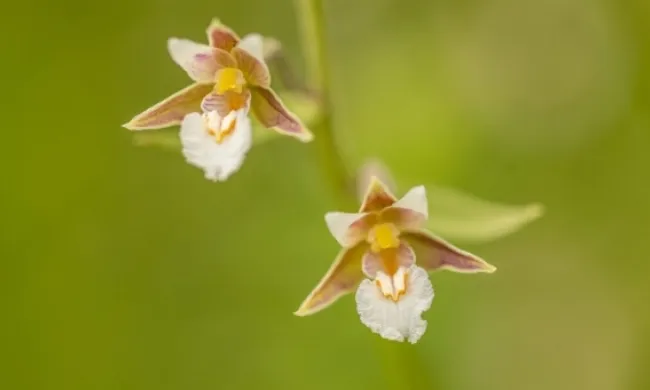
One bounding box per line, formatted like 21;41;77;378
215;68;245;95
369;226;409;301
370;223;400;253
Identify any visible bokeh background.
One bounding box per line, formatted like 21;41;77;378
3;0;650;389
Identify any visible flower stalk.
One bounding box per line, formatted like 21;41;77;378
294;0;351;208
293;2;437;386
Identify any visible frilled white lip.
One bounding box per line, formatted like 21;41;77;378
355;265;434;344
179;105;252;182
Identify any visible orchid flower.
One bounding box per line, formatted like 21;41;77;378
122;19;313;180
295;177;495;343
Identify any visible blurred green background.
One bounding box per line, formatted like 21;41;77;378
3;0;650;389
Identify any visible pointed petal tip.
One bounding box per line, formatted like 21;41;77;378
366;175;393;195
297;129;314;142
122;120;146;131
483;263;497;273
207;18;231;30
273;123;313;143
358;174;398;212
122;116;165;131
364;175;383;191
529;202;545;218
356;160;397;202
293;307;309;317
269;126;314;142
121;116;179;132
467;257;497;273
166;37;180;49
293;299;322;317
369;175;389;188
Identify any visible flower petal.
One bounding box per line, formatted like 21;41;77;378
294;242;369;316
206;19;240;51
123;83;213;130
393;185;428;219
380;185;428;230
236;34;265;64
202;90;251;117
355;265;434;344
356;159;397;205
250;87;313;142
201;92;222;114
167;38;219;83
180;109;252;182
401;229;496;273
261;37;282;60
324;212;375;247
361;243;415;278
232;46;271;88
212;47;238;68
359;176;398;213
424;185;544;244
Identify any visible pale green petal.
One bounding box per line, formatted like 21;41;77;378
425;185;544;243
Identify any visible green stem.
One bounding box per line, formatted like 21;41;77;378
294;0;328;93
293;2;435;389
294;0;351;208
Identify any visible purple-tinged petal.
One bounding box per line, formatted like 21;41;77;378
380;185;428;230
202;90;251;117
167;38;219;83
236;34;265;65
232;46;271;88
393;186;428;219
250;87;313;142
359;176;398;213
200;92;224;114
401;229;496;273
324;212;375;247
212;48;238;69
123;83;214;130
206;19;240;51
294;242;369;316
